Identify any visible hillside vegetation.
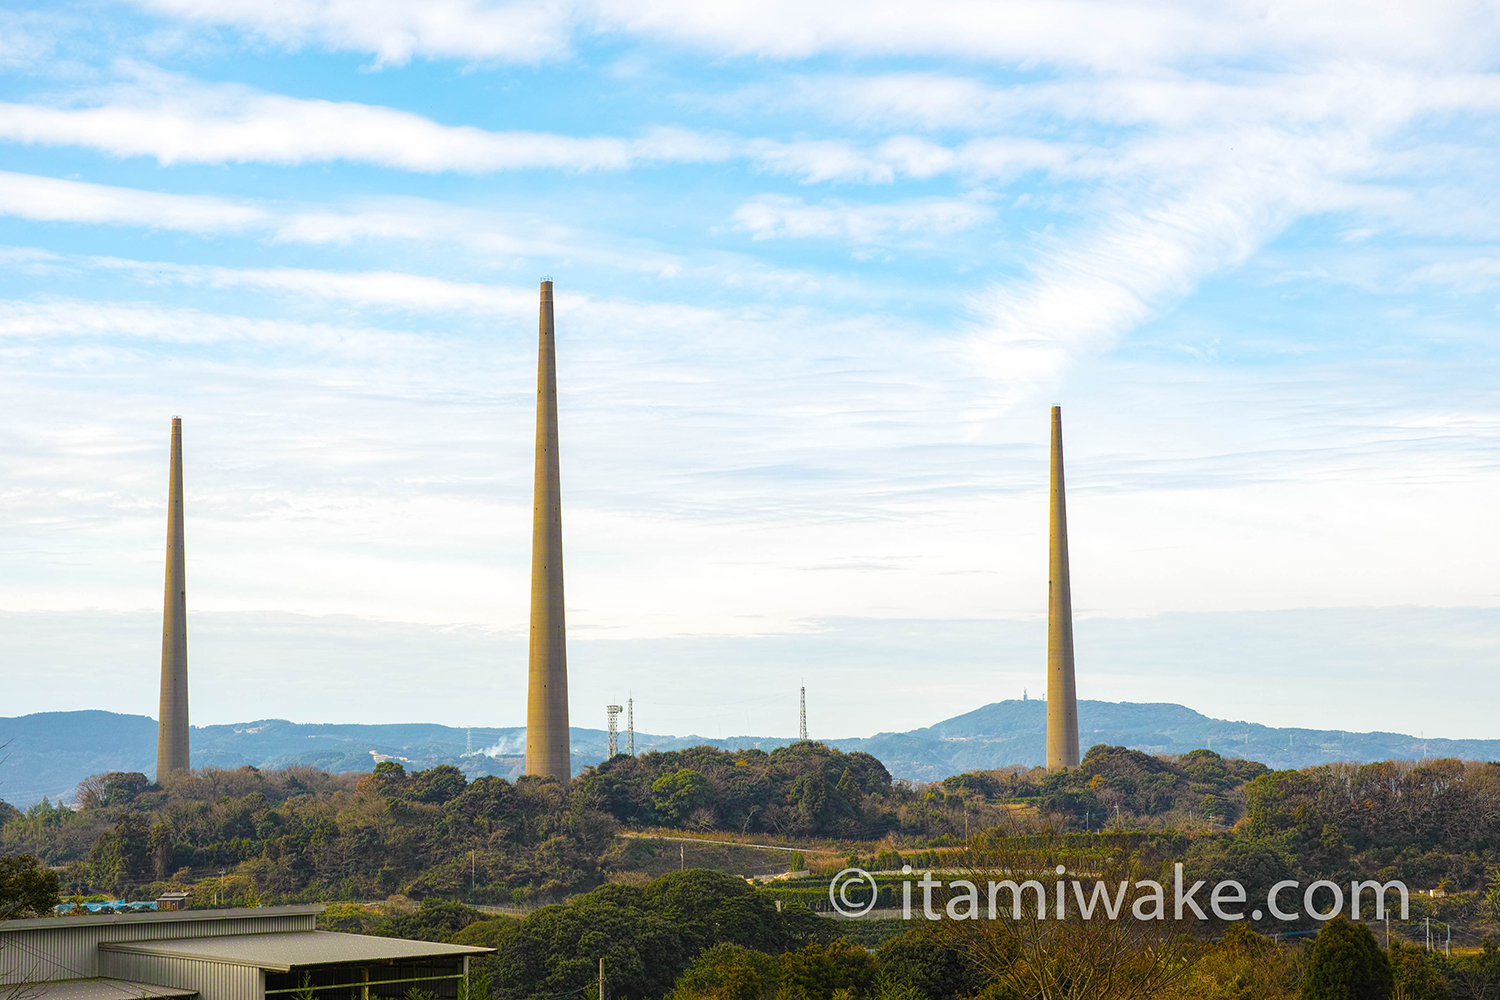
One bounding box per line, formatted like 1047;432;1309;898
6;741;1500;1000
4;742;1499;914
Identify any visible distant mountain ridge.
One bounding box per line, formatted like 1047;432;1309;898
3;701;1498;808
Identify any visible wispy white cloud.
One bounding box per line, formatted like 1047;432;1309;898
0;169;265;232
134;0;579;66
0;66;1081;184
0;10;60;69
0;66;734;171
0;169;691;275
1411;256;1500;293
733;193;993;243
0;296;430;354
743;135;1072;184
127;0;1500;72
731;68;1500;133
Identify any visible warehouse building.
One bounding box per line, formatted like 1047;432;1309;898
0;905;493;1000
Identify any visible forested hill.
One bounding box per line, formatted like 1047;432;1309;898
4;700;1500;807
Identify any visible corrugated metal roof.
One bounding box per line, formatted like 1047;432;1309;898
23;977;197;1000
1;907;325;934
98;933;493;973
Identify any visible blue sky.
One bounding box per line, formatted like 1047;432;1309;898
1;0;1499;743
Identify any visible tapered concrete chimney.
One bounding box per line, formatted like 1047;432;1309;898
525;281;571;780
1046;406;1080;770
156;416;190;777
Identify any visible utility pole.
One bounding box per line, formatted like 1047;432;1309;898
598;957;606;1000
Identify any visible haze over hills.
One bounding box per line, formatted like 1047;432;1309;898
3;700;1498;808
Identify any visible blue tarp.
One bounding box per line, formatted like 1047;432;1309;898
53;900;159;914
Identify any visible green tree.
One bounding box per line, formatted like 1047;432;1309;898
485;887;689;1000
1386;942;1452;1000
76;772;152;809
406;765;468;805
384;897;489;942
667;943;778;1000
1;853;61;918
1301;915;1393;1000
876;922;987;1000
451;917;519;949
87;814;152;896
652;769;714;826
1168;922;1299;1000
1444;935;1500;1000
776;939;878;1000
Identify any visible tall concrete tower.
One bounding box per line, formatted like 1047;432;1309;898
1045;406;1080;770
156;416;190;778
525;280;571;781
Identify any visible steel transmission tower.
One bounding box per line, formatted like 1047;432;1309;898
606;704;623;758
799;686;807;741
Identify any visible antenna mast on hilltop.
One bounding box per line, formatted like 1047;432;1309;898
799;685;807;741
606;705;623;758
627;697;635;756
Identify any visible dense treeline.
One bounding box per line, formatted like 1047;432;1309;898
350;869;1500;1000
0;742;1005;902
9;740;1500;1000
369;882;1500;1000
943;746;1500;903
586;744;899;836
945;746;1271;826
4;744;1500;909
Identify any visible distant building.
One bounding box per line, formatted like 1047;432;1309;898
1;905;492;1000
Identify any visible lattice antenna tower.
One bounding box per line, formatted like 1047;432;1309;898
606;704;623;758
627;697;635;756
465;727;473;756
799;685;807;741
